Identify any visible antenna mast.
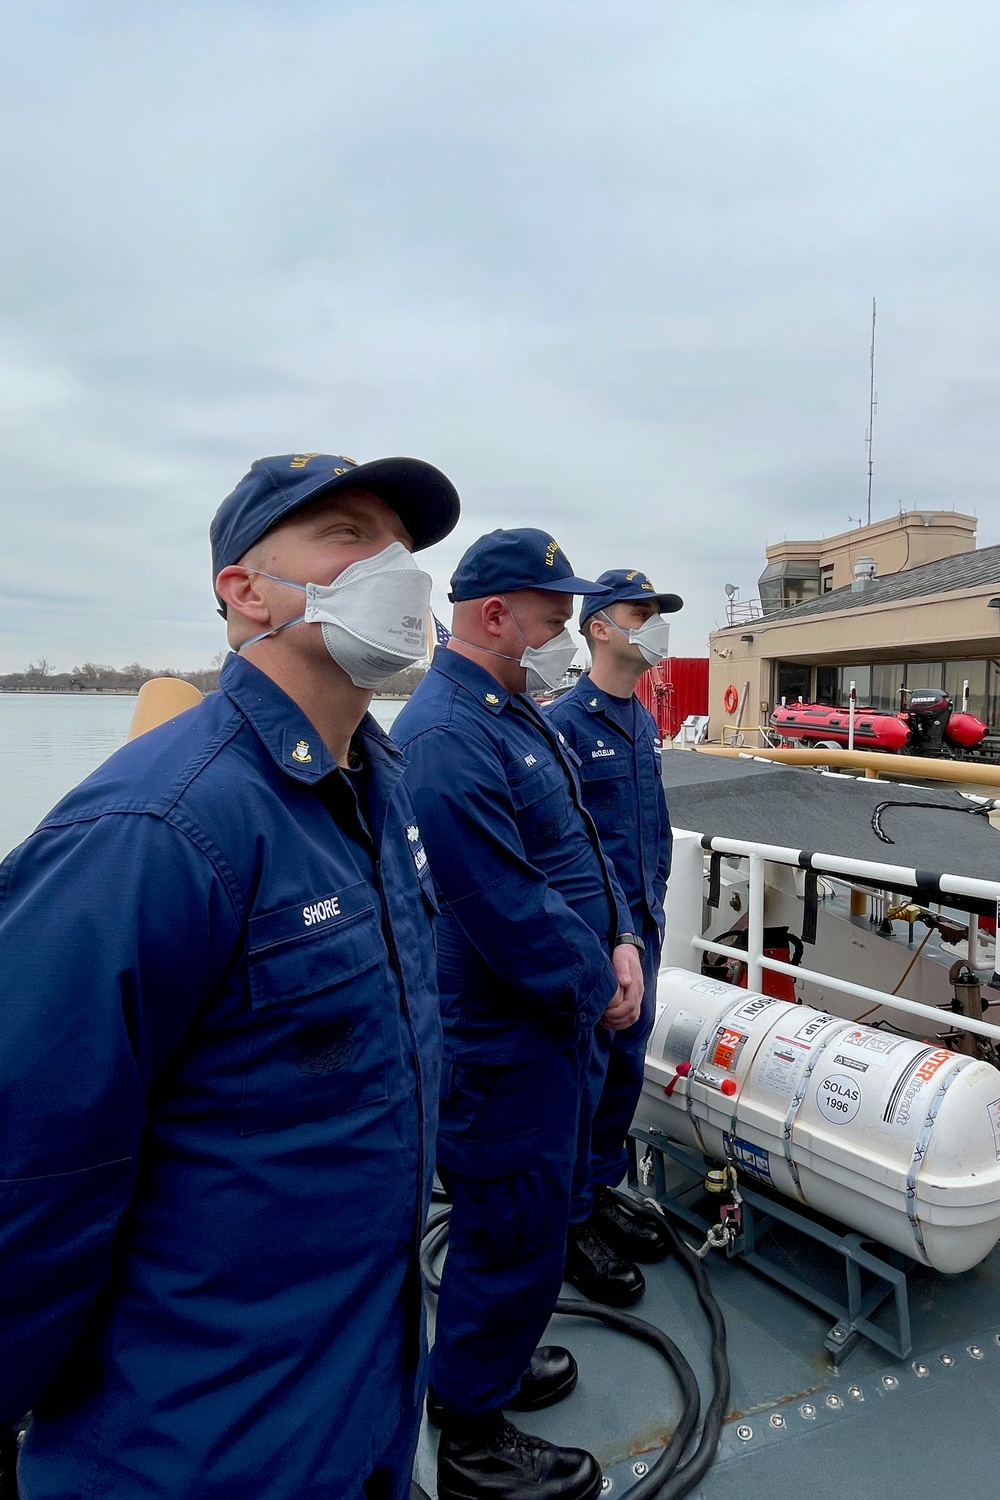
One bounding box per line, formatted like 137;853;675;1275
865;297;877;525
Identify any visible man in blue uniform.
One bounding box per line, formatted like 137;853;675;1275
547;569;681;1288
0;451;459;1500
393;530;646;1500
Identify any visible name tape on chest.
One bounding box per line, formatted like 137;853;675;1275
303;896;342;927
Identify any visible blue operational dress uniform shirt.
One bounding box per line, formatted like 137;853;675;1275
546;672;672;1193
392;648;630;1417
0;654;440;1500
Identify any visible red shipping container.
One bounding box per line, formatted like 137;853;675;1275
635;657;709;741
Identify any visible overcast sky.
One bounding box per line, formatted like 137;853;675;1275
2;0;999;672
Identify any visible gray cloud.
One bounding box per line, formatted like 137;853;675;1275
2;0;999;670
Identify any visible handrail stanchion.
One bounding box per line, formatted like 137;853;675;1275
747;853;765;992
848;680;856;751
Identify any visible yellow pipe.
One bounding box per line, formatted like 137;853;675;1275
697;743;1000;789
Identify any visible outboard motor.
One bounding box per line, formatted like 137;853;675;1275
905;687;952;755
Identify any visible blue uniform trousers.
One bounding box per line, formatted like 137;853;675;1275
572;925;662;1222
348;1398;425;1500
431;1039;592;1417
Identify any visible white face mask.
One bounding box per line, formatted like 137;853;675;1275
240;541;432;688
598;610;671;667
449;597;579;693
505;599;578;693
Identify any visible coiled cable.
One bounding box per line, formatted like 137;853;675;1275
419;1193;729;1499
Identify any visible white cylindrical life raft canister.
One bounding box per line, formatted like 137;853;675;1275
638;968;1000;1273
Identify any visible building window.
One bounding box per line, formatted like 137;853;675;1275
820;566;834;594
904;663;944;693
871;664;905;711
944;661;989;725
757;561;822;614
775;661;813;704
815;665;838;704
837;665;872;704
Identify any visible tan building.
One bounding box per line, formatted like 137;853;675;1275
710;511;1000;739
757;510;977;609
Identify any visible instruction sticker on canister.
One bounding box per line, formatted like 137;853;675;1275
816;1073;863;1124
840;1030;905;1065
794;1013;839;1044
729;994;783;1025
760;1035;809;1096
663;1011;705;1068
712;1026;749;1072
725;1133;774;1186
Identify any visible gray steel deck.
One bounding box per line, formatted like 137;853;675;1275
413;1197;1000;1497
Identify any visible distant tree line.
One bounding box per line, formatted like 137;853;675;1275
0;656;429;696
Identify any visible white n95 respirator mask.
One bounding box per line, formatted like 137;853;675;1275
598;611;671;668
240;542;433;688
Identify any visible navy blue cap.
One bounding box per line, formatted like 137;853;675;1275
579;568;683;627
210;451;460;594
448;528;609;603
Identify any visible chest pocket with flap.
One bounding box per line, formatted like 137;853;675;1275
507;754;566;847
241;883;390;1136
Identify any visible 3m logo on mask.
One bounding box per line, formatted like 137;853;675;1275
544;539;560;567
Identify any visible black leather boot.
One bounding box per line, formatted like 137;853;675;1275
591;1185;672;1263
437;1414;602;1500
427;1346;578;1426
564;1221;645;1306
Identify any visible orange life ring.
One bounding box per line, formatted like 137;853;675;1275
723;685;739;715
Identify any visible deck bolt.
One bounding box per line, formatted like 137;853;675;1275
736;1424;753;1441
912;1362;930;1377
826;1394;843;1410
800;1403;816;1419
848;1385;864;1401
831;1326;846;1341
968;1345;984;1359
601;1479;613;1494
632;1462;649;1478
940;1354;956;1367
882;1375;899;1391
769;1413;786;1429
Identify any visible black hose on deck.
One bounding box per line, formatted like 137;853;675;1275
644;1212;730;1500
420;1198;729;1499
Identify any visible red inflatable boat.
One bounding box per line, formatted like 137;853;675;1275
770;688;987;756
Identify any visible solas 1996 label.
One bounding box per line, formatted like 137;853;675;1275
816;1073;863;1125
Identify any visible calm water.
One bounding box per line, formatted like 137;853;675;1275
0;693;404;860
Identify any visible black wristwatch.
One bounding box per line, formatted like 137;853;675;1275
616;931;645;955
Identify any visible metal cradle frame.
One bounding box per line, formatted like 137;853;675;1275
628;1125;914;1366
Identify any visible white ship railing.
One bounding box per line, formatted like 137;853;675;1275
669;830;1000;1044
